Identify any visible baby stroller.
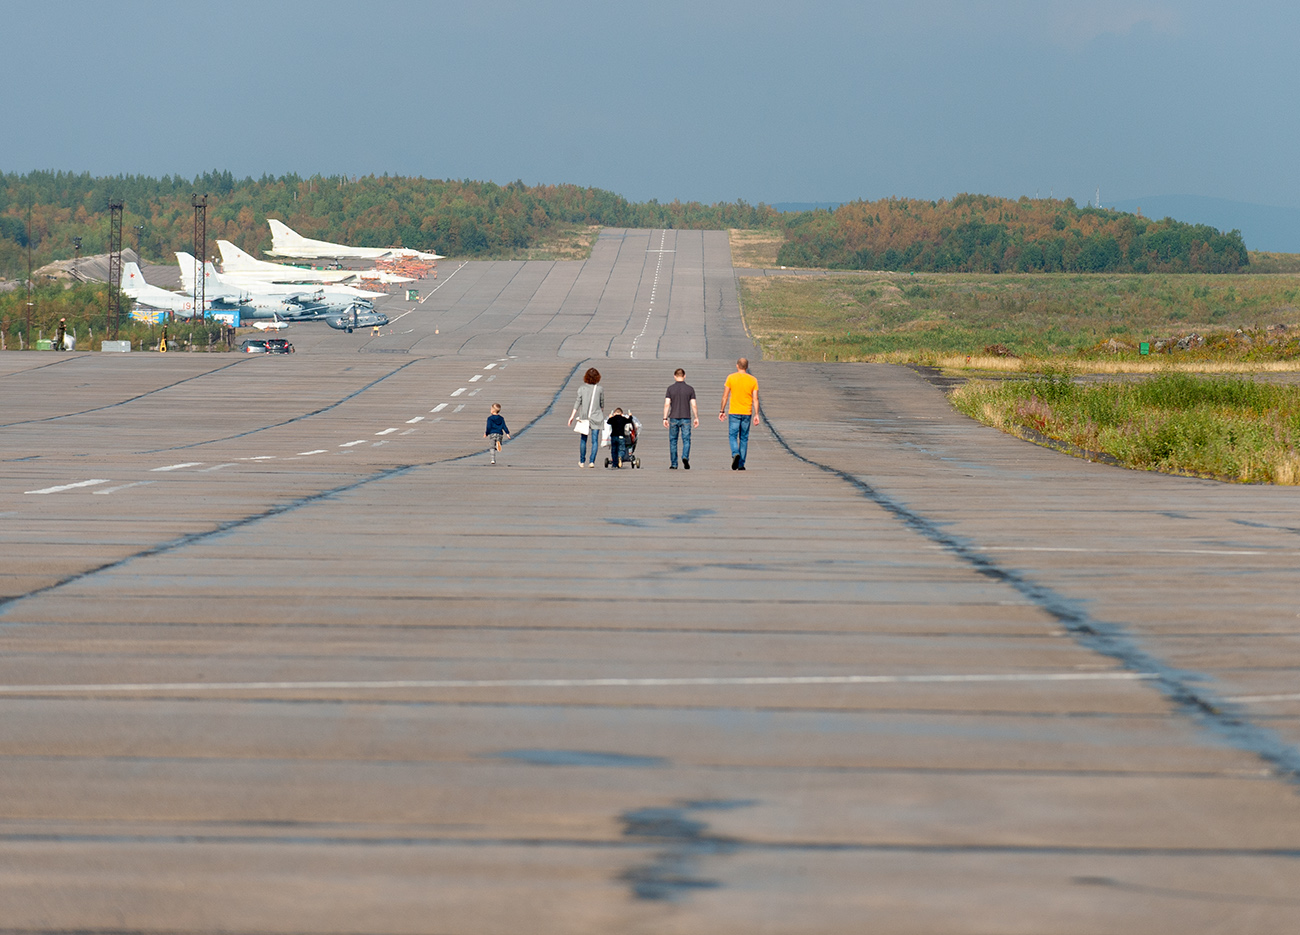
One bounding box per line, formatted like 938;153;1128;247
604;416;641;469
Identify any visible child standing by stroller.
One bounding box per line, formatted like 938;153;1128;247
485;403;510;465
604;408;641;469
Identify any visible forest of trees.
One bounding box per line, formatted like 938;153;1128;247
0;170;778;278
775;194;1249;273
0;173;1248;279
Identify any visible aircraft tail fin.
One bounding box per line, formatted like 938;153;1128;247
217;240;259;270
175;252;200;293
268;219;307;249
121;262;145;294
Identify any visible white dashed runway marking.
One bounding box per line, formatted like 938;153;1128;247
150;462;204;472
25;479;111;495
431;404;448;413
93;481;156;495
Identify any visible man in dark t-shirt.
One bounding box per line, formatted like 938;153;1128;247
662;368;699;469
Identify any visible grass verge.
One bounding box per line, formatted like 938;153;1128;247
738;271;1300;366
950;372;1300;484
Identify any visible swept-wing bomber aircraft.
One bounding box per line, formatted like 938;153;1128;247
178;254;375;320
266;219;443;261
217;241;412;288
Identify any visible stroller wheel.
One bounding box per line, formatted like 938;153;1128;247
604;457;610;468
634;458;641;469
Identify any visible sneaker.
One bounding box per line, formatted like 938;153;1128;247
732;455;740;470
589;462;596;468
669;465;677;469
682;459;690;470
737;465;746;470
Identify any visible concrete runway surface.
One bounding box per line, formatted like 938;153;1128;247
1;229;1299;933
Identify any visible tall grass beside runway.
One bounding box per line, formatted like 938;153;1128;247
951;372;1300;484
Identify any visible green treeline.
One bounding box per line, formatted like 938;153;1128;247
0;173;1249;279
0;170;779;277
776;194;1249;273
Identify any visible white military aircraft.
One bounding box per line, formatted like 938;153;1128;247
120;262;243;318
217;241;413;288
266;219;443;261
174;255;357;321
178;254;378;315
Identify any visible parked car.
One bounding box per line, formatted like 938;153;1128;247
240;338;268;354
264;338;295;354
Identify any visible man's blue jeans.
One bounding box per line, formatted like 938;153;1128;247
728;413;752;467
668;418;691;467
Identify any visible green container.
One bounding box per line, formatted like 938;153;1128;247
34;339;54;351
1139;342;1150;355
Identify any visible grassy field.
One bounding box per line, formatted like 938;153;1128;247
951;373;1300;484
729;229;783;268
737;270;1300;364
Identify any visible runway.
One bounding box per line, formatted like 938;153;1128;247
1;230;1299;933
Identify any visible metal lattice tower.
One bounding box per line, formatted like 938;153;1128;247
107;202;124;340
192;195;208;321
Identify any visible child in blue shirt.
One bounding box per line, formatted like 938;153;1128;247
485;403;510;464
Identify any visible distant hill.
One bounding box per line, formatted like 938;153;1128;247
1111;195;1300;254
776;194;1248;273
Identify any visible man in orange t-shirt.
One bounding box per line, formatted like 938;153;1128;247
719;357;759;470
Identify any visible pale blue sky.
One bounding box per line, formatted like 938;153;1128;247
4;0;1297;210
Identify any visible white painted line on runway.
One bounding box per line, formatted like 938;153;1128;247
399;429;418;435
375;428;398;436
150;462;204;472
450;388;467;397
25;479;112;495
0;672;1157;695
372;441;389;447
417;261;467;303
340;440;367;448
92;480;156;495
468;389;480;396
486;375;495;381
1223;692;1300;704
198;463;237;473
453;404;465;412
469;374;482;382
298;450;328;456
406;416;425;423
976;546;1285;557
430;403;448;412
484;363;497;370
237;456;277;461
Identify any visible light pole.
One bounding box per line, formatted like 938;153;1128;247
72;236;82;280
134;225;145;262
